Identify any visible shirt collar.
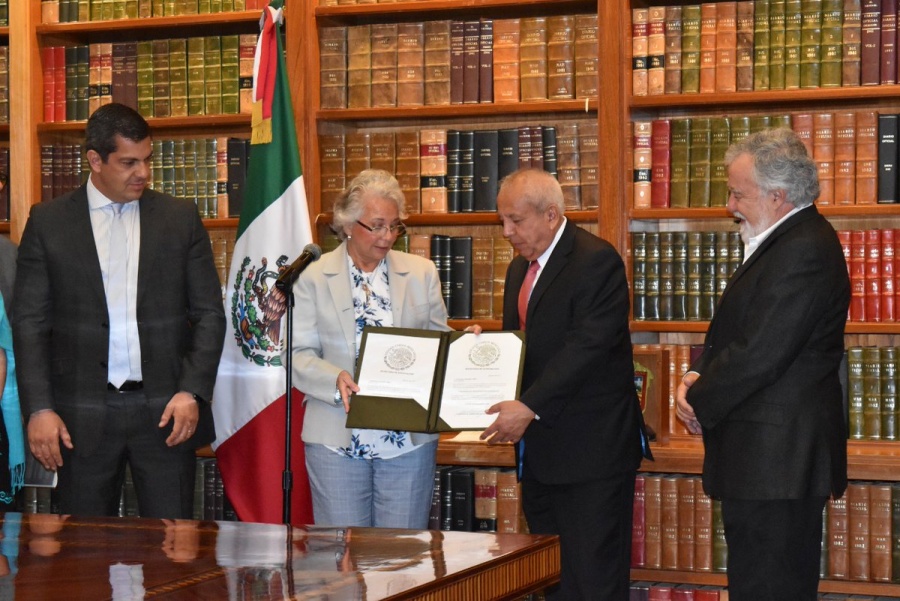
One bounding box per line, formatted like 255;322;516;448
534;216;568;269
743;204;809;262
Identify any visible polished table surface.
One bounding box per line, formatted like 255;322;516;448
0;513;560;600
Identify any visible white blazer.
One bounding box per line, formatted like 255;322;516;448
290;242;451;447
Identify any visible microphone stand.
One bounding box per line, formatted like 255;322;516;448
275;275;297;525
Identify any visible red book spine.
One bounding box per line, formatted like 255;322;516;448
882;228;895;321
880;0;897;84
632;474;646;567
651;119;672;208
860;0;882;85
850;229;866;321
42;46;56;122
54;46;67;122
865;229;882;321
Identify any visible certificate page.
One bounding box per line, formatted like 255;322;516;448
355;331;443;411
439;332;524;429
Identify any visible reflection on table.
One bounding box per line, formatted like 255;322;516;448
0;513;560;599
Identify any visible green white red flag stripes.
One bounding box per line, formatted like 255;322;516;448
212;0;314;525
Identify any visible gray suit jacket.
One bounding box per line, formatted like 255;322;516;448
291;243;450;447
13;185;226;455
688;206;850;500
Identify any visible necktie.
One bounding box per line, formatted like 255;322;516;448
107;203;130;388
516;260;539;479
517;260;539;330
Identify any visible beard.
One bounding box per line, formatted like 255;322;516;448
732;211;771;244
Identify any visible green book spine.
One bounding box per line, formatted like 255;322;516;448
754;0;771;89
112;0;126;19
820;0;843;86
848;347;864;440
137;0;150;17
172;138;186;201
891;482;900;581
204;36;223;116
136;40;154;118
187;37;205;116
669;119;691;208
168;38;188;117
748;114;772;133
220;35;240;115
101;0;114;20
76;44;90;121
681;5;701;93
151;38;170;118
160;139;176;197
730;115;751;144
769;0;787;89
631;232;647;320
770;113;793;129
842;0;861;86
672;231;688;320
209;0;222;12
78;0;90;21
881;346;897;441
124;0;137;18
183;0;199;14
686;231;702;320
151;0;163;16
863;346;882;440
799;0;823;88
198;0;210;13
784;0;803;87
163;0;175;16
65;46;79;122
709;117;731;207
712;500;727;572
664;5;683;94
699;231;716;320
688;117;711;208
644;233;660;320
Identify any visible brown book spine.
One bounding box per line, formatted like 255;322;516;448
633;121;652;209
371;23;398;108
395;131;421;214
870;482;892;581
557;123;581;210
492;237;513;320
632;474;646;567
471;236;494;319
647;7;666;95
574;14;599;98
368;131;396;173
828;494;850;578
693;482;713;571
813;112;835;205
347;25;372;108
676;476;696;571
424;20;451;106
492;18;521;103
449;20;465;105
791;111;815;157
660;476;680;570
547;15;575;99
860;0;881;85
699;3;718;93
715;1;738;92
397;22;424;107
834;111;857;205
319;134;345;214
462;20;481;104
849;229;866;321
420;128;448;214
736;1;755;90
856;110;879;204
345;132;371;181
847;482;871;581
643;474;663;569
842;0;862;86
478;18;493;103
880;0;898;85
632;8;649;96
496;469;522;533
579;120;599;209
664;6;684;94
318;26;347;109
521;16;548;101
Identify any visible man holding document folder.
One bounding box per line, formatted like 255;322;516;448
480;169;647;601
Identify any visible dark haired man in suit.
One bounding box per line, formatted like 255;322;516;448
481;168;646;600
14;103;225;519
676;128;850;601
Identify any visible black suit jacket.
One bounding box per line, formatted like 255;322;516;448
502;221;644;485
13;185;226;455
688;206;850;500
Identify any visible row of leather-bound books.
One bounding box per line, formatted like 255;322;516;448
41;0;264;23
319;14;599;110
319;121;599;216
41;35;256;124
631;109;900;210
631;0;892;97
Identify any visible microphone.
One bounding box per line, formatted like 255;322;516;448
274;243;322;292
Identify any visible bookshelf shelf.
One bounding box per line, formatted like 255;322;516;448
629;84;900;110
0;222;8;234
632;569;900;596
317;99;599;123
35;11;260;35
37;114;252;134
632;321;900;334
315;0;596;20
632;205;900;220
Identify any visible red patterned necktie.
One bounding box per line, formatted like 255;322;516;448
517;260;539;330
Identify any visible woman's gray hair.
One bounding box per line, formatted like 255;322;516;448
724;127;820;208
331;169;408;240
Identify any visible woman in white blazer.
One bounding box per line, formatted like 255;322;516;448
291;169;451;528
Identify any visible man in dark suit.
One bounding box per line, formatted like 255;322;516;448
13;103;225;519
481;168;645;600
676;128;850;601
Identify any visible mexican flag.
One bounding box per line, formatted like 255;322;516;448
212;0;314;525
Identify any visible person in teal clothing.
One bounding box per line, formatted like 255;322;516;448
0;294;24;506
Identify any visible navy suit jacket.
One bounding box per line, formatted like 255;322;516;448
13;185;226;455
502;221;644;484
688;206;850;500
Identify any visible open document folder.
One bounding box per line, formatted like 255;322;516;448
346;327;525;433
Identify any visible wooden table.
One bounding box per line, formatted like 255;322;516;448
0;513;559;599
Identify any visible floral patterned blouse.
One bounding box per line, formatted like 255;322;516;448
327;255;422;460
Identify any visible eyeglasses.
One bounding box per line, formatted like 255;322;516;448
355;220;407;237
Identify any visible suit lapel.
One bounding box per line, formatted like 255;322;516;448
136;192;160;305
67;187;107;305
718;206;818;307
526;220;575;326
323;244;356;352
